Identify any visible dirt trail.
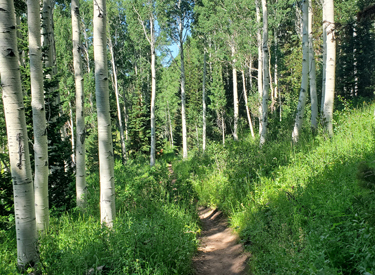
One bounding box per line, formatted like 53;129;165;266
192;207;250;275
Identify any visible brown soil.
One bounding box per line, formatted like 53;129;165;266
192;207;250;275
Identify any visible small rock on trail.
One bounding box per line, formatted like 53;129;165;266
192;207;250;275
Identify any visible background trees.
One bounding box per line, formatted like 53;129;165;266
2;0;375;272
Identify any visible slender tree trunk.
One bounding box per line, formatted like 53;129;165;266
202;51;207;151
232;45;239;141
321;2;327;114
82;24;94;112
109;37;126;163
150;19;156;166
308;0;318;131
0;0;38;267
242;70;255;138
260;0;269;146
256;0;263;135
292;0;309;143
180;27;188;159
167;102;174;147
221;112;225;145
29;0;49;232
71;0;86;209
323;0;336;136
41;0;58;120
94;0;115;227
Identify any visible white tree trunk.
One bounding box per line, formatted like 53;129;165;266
108;37;127;164
232;45;239;141
256;0;263;135
308;0;318;131
292;0;309;143
260;0;269;146
150;19;156;166
323;0;336;136
202;52;207;151
94;0;116;227
321;1;327;114
0;0;38;267
41;0;58;118
242;70;255;138
167;102;174;147
71;0;86;209
28;0;49;232
180;26;188;159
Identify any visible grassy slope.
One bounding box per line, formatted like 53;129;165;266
1;155;199;274
174;103;375;274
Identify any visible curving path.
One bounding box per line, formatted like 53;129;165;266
192;207;250;275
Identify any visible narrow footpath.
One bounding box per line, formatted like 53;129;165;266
168;163;250;274
192;207;250;275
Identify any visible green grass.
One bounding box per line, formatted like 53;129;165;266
174;102;375;274
2;102;375;274
1;154;199;274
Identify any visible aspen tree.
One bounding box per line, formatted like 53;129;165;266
323;0;336;136
0;0;38;267
130;0;157;166
108;37;126;164
242;70;255;138
94;0;116;226
232;44;239;141
309;0;318;131
202;51;207;151
292;0;309;143
71;0;86;209
28;0;49;231
260;0;269;146
256;0;263;135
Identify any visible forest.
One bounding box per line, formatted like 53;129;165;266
1;0;375;273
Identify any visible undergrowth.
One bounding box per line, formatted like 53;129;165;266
173;102;375;274
0;154;199;274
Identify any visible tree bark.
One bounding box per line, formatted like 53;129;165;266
202;51;207;151
321;1;327;114
28;0;49;232
242;70;255;138
260;0;269;146
308;0;318;131
150;18;156;166
71;0;86;209
292;0;309;143
256;0;263;135
232;44;239;141
0;0;38;267
180;22;188;159
108;37;127;164
94;0;116;227
323;0;336;136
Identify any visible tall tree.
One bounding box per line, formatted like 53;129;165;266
128;0;157;166
28;0;49;231
260;0;269;146
71;0;86;209
323;0;336;136
308;0;318;131
202;51;207;151
256;0;263;135
94;0;116;226
292;0;309;143
159;0;194;159
0;0;38;267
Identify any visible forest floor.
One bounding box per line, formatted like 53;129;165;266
192;207;250;275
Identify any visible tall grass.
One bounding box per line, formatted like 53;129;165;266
174;103;375;274
1;154;199;274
